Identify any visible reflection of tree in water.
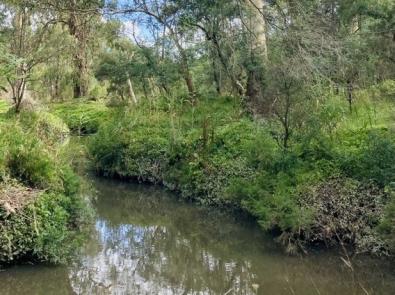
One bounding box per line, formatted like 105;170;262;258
69;181;260;294
68;179;395;295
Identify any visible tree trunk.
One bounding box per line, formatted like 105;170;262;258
248;0;268;60
212;55;222;95
73;55;88;98
11;7;28;112
127;75;138;104
172;33;195;97
10;77;26;113
68;2;89;99
246;0;268;113
347;80;353;113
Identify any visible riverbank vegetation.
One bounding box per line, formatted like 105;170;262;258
0;0;394;262
89;88;395;254
0;106;90;264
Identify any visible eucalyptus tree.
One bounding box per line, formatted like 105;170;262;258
242;0;269;111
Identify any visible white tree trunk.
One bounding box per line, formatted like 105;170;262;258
248;0;268;61
127;75;138;104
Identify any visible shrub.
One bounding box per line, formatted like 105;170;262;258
89;108;172;182
300;177;388;254
0;191;85;264
337;129;395;187
18;111;69;145
375;79;395;99
1;123;59;189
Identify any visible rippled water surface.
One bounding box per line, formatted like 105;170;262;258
1;178;394;294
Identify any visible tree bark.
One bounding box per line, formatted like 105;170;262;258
248;0;268;60
211;54;222;95
68;1;89;98
246;0;268;113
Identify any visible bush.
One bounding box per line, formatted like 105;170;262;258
0;191;81;263
89;108;172;182
374;79;395;99
300;177;388;254
0;122;59;189
337;129;395;187
18;111;69;145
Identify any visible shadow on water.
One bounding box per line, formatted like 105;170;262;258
1;177;394;294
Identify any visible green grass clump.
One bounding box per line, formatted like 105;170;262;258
51;101;111;135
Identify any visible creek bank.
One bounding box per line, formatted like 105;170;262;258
85;95;395;255
0;109;90;265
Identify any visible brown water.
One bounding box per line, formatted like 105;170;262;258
1;178;394;295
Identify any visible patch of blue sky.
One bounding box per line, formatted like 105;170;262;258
104;0;162;44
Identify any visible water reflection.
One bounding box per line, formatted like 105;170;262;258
68;179;395;295
0;178;394;295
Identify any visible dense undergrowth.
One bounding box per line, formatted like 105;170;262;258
51;100;111;135
1;80;393;262
88;84;395;255
0;105;90;264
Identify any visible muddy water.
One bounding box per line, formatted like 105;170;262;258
1;178;394;294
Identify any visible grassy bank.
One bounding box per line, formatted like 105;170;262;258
51;100;112;135
86;85;395;254
0;104;90;264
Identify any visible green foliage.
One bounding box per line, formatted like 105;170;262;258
89;94;395;254
51;101;111;135
338;130;395;186
0;114;71;189
0;111;90;264
0;0;394;260
0;100;10;123
374;80;395;99
0;192;77;264
17;111;69;145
